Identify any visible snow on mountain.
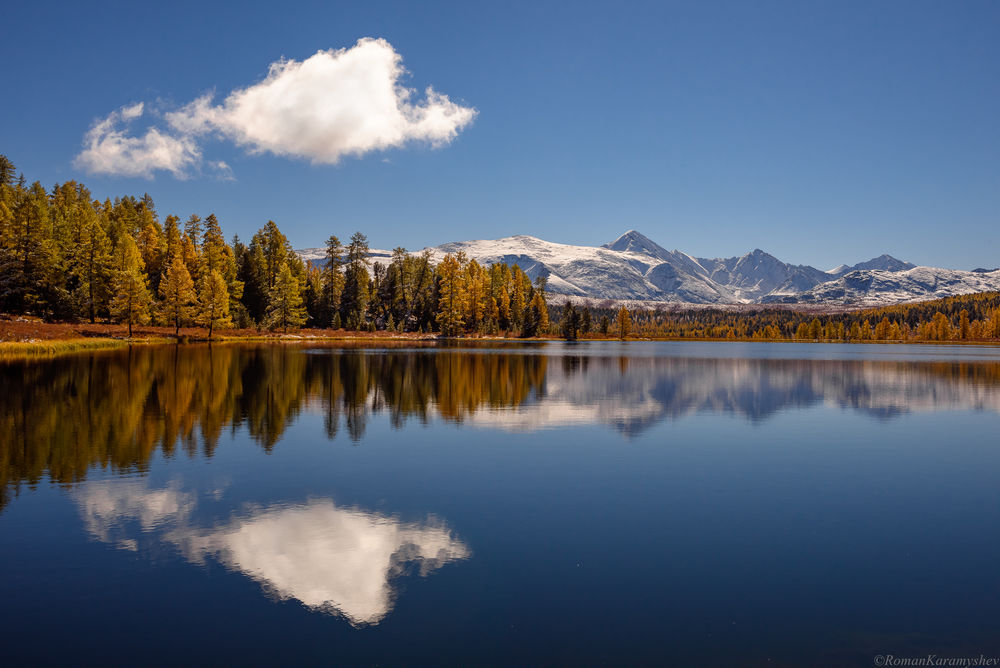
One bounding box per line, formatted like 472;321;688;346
297;247;394;263
295;231;990;306
832;254;916;276
430;234;732;302
764;266;1000;306
602;230;671;258
694;249;834;302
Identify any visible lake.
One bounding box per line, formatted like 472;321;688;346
2;341;1000;666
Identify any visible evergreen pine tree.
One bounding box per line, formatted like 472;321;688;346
341;231;371;329
581;307;592;334
560;301;581;341
321;234;345;327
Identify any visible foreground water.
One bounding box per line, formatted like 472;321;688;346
2;341;1000;666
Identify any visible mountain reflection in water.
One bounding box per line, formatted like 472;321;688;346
3;343;1000;508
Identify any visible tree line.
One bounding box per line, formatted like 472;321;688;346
0;154;549;337
4;152;998;343
552;291;1000;342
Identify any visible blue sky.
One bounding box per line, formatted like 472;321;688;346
1;0;998;269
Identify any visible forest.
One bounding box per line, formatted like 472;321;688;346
3;152;999;343
553;290;1000;343
0;154;549;338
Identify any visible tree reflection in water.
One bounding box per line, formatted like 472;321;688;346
3;343;1000;510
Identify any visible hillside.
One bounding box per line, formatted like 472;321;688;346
297;230;1000;306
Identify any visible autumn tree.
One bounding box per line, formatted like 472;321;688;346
200;213;243;316
464;259;488;333
616;306;632;340
158;256;197;335
932;312;951;341
533;276;550;333
197;269;232;338
959;309;971;340
265;262;307;332
436;253;465;336
75;202;113;322
110;234;152;337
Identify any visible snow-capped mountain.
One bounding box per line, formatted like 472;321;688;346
763;266;1000;306
829;254;916;276
296;230;1000;306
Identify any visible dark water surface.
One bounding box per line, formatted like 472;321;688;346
3;342;1000;666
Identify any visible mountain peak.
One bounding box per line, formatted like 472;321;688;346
602;230;668;257
295;234;990;307
845;254;915;274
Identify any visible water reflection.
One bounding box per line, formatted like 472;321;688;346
486;356;1000;435
74;480;470;626
3;344;1000;507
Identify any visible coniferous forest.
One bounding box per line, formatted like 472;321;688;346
2;152;999;343
0;154;550;338
552;291;1000;343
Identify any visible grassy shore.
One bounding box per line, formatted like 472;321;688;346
3;316;998;361
0;317;451;359
0;337;131;358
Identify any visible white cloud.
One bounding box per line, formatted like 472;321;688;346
77;38;476;178
74;103;202;179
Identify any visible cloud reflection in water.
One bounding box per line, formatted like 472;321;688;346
75;482;469;626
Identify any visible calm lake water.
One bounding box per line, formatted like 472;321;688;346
3;341;1000;666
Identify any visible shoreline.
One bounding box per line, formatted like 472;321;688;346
3;326;1000;361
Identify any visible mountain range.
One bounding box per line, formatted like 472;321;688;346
297;230;1000;307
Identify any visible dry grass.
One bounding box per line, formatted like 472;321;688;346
0;337;129;358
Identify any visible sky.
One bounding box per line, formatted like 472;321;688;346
1;0;998;270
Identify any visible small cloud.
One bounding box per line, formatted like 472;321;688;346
77;38;477;179
209;160;235;181
120;102;145;121
74;103;201;179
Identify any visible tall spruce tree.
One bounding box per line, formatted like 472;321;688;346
340;231;370;329
320;234;345;327
560;301;581;341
